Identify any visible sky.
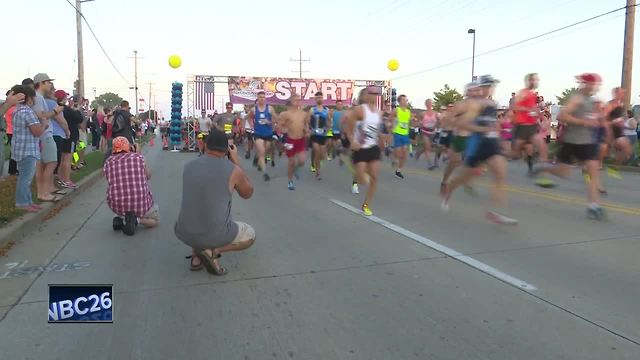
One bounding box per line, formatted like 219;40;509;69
2;0;639;117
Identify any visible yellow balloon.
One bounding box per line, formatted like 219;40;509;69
387;59;399;71
168;55;182;69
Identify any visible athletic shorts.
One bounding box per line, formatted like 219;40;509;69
464;136;502;168
54;135;72;154
142;203;160;222
285;137;306;158
40;136;58;164
352;146;381;164
410;128;420;140
514;124;539;141
393;133;410;148
244;130;254;140
310;135;327;146
452;135;469;153
439;131;453;147
556;143;599;164
341;135;350;149
255;134;273;142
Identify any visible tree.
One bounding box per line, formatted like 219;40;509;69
556;87;578;106
91;92;123;110
433;84;463;111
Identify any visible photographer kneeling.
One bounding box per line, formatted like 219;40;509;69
175;129;255;275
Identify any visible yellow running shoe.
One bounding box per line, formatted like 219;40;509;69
362;203;373;216
583;173;591;184
606;167;623;180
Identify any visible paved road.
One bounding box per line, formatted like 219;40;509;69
1;142;640;360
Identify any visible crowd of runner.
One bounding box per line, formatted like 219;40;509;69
191;73;639;224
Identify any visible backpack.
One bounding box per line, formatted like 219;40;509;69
112;110;127;136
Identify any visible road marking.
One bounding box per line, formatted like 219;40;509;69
330;199;537;291
0;261;91;280
400;167;640;216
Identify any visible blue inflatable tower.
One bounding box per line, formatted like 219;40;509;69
170;82;183;149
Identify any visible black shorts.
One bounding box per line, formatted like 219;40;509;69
341;135;350;149
464;136;502;168
556;143;599;164
53;135;72;154
439;131;453;147
310;135;327;146
409;128;419;140
245;131;254;141
514;124;539;141
352;146;381;163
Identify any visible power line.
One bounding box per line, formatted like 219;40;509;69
63;0;132;86
392;4;637;81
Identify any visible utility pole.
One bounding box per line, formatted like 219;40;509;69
73;0;95;101
146;81;155;112
290;48;310;78
128;50;142;114
621;0;636;108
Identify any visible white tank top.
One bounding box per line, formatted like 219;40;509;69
623;118;637;136
354;104;381;149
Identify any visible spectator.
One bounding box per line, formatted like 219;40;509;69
51;90;75;189
103;136;159;236
75;101;88;169
4;91;19;176
175;129;255;274
11;85;45;212
112;100;134;145
63;96;83;169
100;107;113;153
90;108;100;150
32;73;62;202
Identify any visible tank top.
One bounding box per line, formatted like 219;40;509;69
393;107;411;136
175;156;239;249
473;101;499;138
332;110;343;132
422;111;437;132
500;120;513;140
254;105;273;136
623;118;637;136
354;104;381;149
563;94;597;145
608;104;625;139
310;106;329;136
515;90;538;125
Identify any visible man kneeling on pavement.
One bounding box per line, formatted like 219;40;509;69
175;128;255;275
103;136;159;235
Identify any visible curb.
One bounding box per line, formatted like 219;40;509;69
0;169;105;250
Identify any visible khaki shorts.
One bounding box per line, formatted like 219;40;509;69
40;136;58;164
232;222;256;247
142;203;160;221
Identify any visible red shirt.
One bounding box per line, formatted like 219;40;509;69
104;152;153;217
5;105;16;134
515;90;538;125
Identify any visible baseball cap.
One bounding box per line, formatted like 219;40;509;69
54;90;69;101
476;75;499;87
112;137;131;154
206;129;229;152
22;78;34;86
33;73;55;84
576;73;602;84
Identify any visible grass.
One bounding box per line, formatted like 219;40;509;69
71;151;105;183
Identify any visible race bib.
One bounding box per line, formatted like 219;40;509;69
224;124;233;134
486;131;499;138
314;128;326;135
284;143;293;150
399;123;408;129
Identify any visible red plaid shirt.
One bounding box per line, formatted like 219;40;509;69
104;153;153;217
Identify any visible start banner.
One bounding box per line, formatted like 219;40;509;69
228;76;355;105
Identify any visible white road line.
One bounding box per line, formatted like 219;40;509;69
330;199;537;291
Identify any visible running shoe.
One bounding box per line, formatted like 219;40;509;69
310;165;316;173
266;156;272;162
263;173;271;182
394;170;405;179
327;156;333;161
440;197;450;213
606;167;623;180
287;181;295;191
352;183;360;194
587;206;607;221
362;203;373;216
61;181;78;189
534;178;556;188
486;210;518;225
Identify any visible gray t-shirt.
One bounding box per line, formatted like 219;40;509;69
33;92;53;138
174;156;239;250
215;113;236;134
563;94;597;145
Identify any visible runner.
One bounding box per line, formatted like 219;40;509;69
213;102;237;145
510;73;549;175
278;94;310;190
391;94;411;179
251;91;278;181
604;87;633;178
339;107;360;194
530;73;607;220
343;87;383;216
242;105;256;160
409;113;420;158
441;75;518;225
330;100;345;165
197;109;211;156
415;98;438;168
309;92;331;180
433;105;452;171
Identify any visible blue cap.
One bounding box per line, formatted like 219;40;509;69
476;75;499;87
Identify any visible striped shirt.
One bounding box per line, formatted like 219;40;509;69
11;104;41;161
104;152;153;217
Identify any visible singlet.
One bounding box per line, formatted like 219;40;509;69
332;110;343;133
254;104;273;137
354;104;381;149
563;94;597;145
310;106;329;136
500;120;513;140
514;89;538;125
393;107;411;136
473;101;499;139
175;156;239;249
421;111;438;132
623;118;638;136
608;104;625;139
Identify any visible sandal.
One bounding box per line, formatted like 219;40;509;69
38;195;62;202
185;255;203;271
195;251;227;276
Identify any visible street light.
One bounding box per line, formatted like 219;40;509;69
468;28;476;81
